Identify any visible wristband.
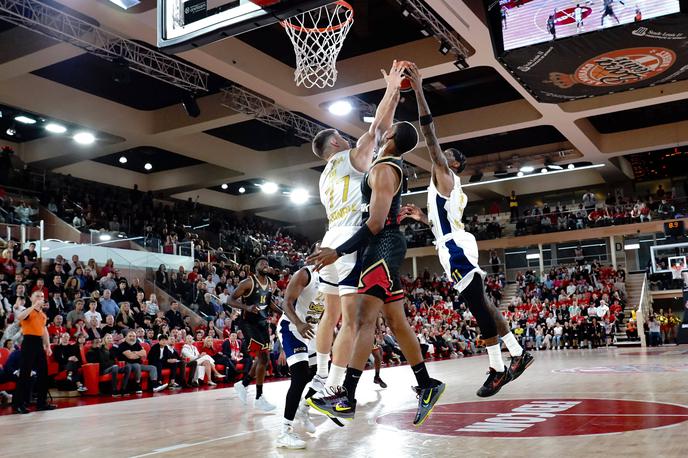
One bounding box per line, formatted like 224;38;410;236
335;224;373;256
419;114;433;126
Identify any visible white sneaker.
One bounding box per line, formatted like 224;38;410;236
309;374;326;393
276;427;306;450
234;383;248;405
153;383;168;393
296;404;316;433
255;395;276;412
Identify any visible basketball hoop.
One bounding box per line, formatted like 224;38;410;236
281;1;354;89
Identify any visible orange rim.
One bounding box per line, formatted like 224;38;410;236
281;1;354;33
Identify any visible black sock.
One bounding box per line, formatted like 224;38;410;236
375;367;380;378
342;367;362;403
305;388;316;399
411;362;432;388
256;384;263;399
242;376;251;387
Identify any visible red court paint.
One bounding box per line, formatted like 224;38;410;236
376;399;688;437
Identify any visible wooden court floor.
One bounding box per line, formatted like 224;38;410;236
2;346;687;458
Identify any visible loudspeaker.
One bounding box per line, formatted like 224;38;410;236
182;93;200;118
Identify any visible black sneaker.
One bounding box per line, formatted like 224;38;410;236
508;352;534;382
413;379;445;426
306;387;356;421
373;376;388;389
476;367;511;398
134;382;143;395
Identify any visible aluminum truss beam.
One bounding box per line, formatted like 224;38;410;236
397;0;470;60
0;0;208;92
221;85;357;144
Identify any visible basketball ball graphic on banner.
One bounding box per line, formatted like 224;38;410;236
546;47;676;88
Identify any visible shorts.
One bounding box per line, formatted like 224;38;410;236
240;320;269;357
358;228;406;304
319;226;363;296
278;318;317;367
437;230;486;294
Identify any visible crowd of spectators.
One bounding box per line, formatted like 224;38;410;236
0;191;39;226
503;262;631;350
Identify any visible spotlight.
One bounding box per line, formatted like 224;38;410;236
545;159;563;170
328;100;352;116
73;132;95;145
517;171;524;177
109;0;141;9
540;168;548;174
119;156;128;164
439;40;451;55
182;93;200;118
362;115;375;123
519;165;534;173
453;58;469;70
99;234;112;241
14;115;36;124
420;28;430;37
401;8;410;17
221;183;228;190
45;123;67;133
290;188;309;205
567;163;575;169
144;162;152;171
6;127;16;136
239;187;246;194
262;182;278;194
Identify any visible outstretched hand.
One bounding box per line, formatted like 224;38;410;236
306;247;339;271
405;63;423;92
399;203;427;224
381;59;408;90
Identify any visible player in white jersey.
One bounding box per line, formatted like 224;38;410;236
276;263;325;449
399;64;533;397
309;61;405;395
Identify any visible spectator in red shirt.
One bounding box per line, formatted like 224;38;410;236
31;278;49;301
47;315;66;338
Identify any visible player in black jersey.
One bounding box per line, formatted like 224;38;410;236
229;256;279;411
308;119;445;426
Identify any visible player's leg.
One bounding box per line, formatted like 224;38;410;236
383;298;445;426
313;257;341;389
326;292;356;388
277;324;311;448
371;346;386;388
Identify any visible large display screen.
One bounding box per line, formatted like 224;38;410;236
499;0;682;51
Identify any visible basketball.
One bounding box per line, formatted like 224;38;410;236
397;60;414;92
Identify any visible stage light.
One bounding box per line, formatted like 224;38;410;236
262;182;278;194
328;100;352;116
119;156;128;164
144;162;152;171
6;127;16;136
420;28;430;37
401;8;410;17
546;161;563;170
362;116;375;123
290;188;309;205
45;123;67;133
517;171;524;177
221;183;228;190
109;0;141;9
439;40;451;55
239;187;246;194
453;58;469;70
519;165;534;173
99;234;112;241
540;168;548;174
568;163;575;169
14;115;36;124
73;132;95;145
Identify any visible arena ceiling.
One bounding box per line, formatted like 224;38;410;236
1;0;687;230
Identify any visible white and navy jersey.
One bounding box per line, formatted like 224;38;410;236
284;267;325;326
426;172;468;241
319;149;364;228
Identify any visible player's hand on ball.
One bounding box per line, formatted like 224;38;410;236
306;247;339;271
400;203;425;222
297;321;315;340
381;59;406;90
406;63;423;91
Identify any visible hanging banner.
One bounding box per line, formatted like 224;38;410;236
500;15;688;103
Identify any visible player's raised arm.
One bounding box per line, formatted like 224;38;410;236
350;60;404;172
407;64;454;196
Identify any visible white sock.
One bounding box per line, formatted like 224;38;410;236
501;332;523;357
282;420;293;432
316;352;330;378
487;344;505;371
326;364;346;388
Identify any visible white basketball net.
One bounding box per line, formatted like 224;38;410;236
281;1;354;89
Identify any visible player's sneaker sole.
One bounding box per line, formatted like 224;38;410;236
306;397;355;422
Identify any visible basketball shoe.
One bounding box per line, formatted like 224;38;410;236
508;351;534;382
296;404;316;433
476;367;511;397
255;395;276;411
276;425;306;450
412;379;445;426
234;382;248;405
306;387;356;421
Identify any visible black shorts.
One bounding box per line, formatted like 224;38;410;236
240;320;269;356
357;228;406;303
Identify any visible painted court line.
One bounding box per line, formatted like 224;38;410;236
405;412;688;417
129;429;265;457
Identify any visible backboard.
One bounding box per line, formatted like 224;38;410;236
157;0;333;52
